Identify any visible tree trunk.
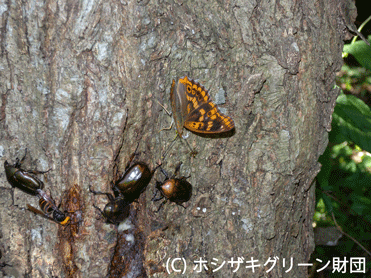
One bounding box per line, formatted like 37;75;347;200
0;0;356;277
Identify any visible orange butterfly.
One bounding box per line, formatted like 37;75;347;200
170;76;235;137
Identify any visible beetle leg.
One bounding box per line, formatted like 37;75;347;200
15;149;51;174
159;166;170;180
92;204;105;219
177;203;187;209
19;148;28;165
151;162;162;176
151;188;164;202
14;149;27;168
111;182;124;198
152;195;164;202
180;175;191;181
89;185;115;201
152;181;165;204
156;200;167;212
28;168;52;175
91;205;118;225
0;262;12;268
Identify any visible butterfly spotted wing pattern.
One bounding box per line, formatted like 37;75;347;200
170;76;234;136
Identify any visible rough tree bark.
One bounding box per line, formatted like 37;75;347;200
0;0;356;277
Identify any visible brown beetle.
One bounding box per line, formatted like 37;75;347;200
152;162;192;211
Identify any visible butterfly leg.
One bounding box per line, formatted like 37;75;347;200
161;135;178;160
156;99;172;116
159;121;174;133
183;138;198;158
156;99;175;132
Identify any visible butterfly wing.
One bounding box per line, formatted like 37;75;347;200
181;76;210;110
171;76;235;135
182;77;234;134
170;79;189;136
184;101;235;134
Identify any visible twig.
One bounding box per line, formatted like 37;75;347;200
351;15;371;45
331;211;371;257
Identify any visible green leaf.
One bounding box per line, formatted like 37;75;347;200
317;147;331;190
343;35;371;70
321;194;333;214
332;94;371;153
350;193;371;215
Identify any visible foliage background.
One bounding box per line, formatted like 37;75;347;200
311;5;371;277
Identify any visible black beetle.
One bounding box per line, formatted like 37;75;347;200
27;189;71;226
4;149;50;196
89;145;160;224
89;185;131;224
115;162;153;202
152;162;192;211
